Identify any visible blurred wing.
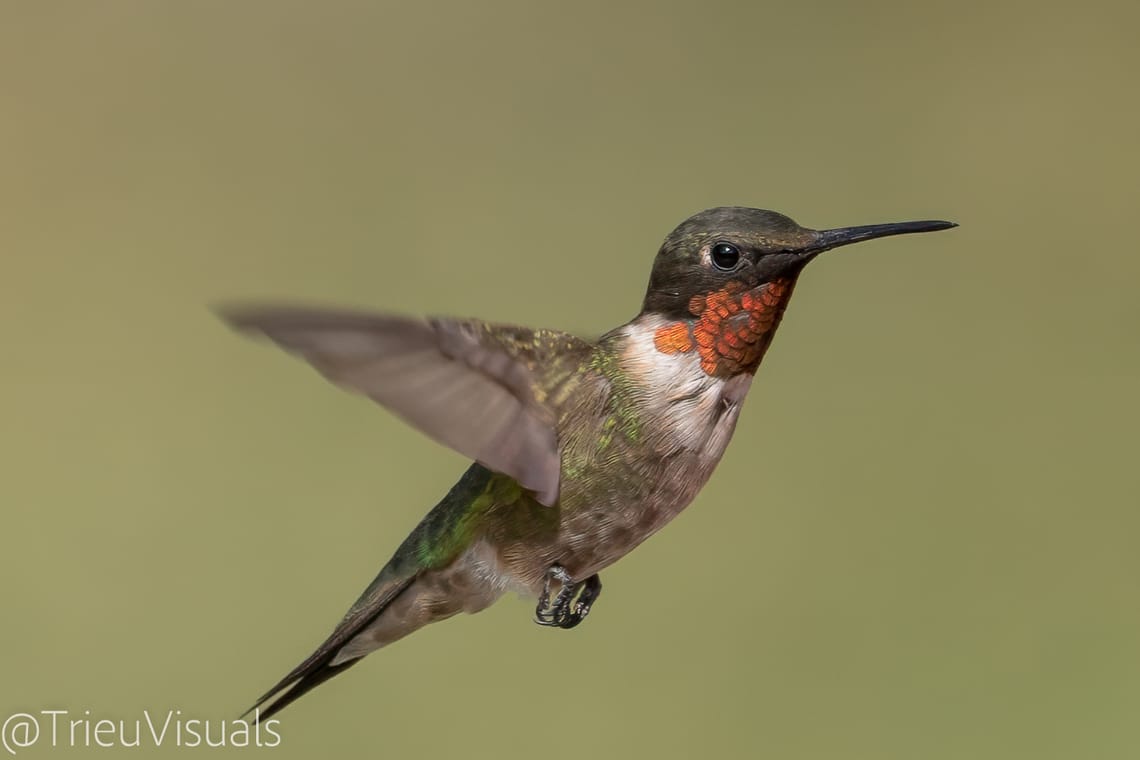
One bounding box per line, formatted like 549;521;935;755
222;306;565;506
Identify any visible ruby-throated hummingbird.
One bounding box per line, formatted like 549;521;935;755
224;206;955;719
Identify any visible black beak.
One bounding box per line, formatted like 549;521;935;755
810;219;957;253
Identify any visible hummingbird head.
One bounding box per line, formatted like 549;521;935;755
641;207;955;376
642;206;955;318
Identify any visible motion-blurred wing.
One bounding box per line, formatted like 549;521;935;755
222;306;571;506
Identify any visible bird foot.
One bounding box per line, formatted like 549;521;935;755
534;565;602;630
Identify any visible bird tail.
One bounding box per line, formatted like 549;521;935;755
245;659;361;722
242;572;415;721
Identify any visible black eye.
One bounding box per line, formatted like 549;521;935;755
710;242;740;270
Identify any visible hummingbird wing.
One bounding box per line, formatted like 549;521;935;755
221;306;589;506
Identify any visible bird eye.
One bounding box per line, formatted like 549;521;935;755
710;242;741;270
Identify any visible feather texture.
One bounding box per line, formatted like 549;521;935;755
219;306;588;506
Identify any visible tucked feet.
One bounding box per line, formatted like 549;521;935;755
534;565;603;630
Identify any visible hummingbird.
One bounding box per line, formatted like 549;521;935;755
224;206;955;719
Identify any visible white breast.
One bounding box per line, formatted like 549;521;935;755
617;317;752;462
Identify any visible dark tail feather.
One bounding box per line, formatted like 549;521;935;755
242;642;349;719
241;573;416;720
247;658;362;722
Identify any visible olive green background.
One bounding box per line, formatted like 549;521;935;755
2;1;1138;758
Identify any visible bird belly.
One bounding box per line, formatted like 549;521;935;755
523;326;750;585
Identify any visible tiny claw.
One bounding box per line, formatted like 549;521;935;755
533;568;603;630
534;564;578;627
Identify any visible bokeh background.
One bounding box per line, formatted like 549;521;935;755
3;1;1138;758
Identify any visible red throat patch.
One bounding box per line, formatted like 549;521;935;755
653;278;794;377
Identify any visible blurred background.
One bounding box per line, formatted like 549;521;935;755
2;1;1138;758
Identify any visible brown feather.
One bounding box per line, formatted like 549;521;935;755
219;306;567;505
